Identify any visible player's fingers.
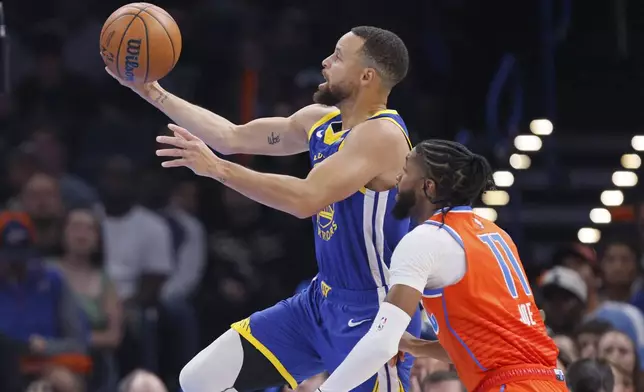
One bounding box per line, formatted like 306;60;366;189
161;159;188;168
156;135;190;149
168;124;199;141
156;148;183;157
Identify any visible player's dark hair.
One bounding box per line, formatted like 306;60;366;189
415;139;495;210
566;359;615;392
351;26;409;88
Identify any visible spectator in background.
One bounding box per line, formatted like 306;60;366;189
566;358;614;392
54;208;123;391
597;329;640;389
420;371;465;392
552;243;602;314
97;155;174;374
540;266;588;335
4;146;40;204
589;302;644;375
27;127;99;209
599;239;641;303
553;334;579;364
18;172;65;257
574;319;613;359
0;211;88;392
609;361;635;392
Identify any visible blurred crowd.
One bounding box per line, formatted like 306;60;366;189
2;0;643;391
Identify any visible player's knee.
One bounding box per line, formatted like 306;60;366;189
179;329;243;392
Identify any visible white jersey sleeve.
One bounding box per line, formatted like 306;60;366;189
389;223;467;292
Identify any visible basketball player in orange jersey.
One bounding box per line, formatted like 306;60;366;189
108;27;423;392
314;140;566;392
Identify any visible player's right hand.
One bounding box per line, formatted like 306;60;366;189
104;66;159;101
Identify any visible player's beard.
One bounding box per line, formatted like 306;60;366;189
392;188;417;220
313;82;351;107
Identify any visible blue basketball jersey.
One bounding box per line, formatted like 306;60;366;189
307;109;412;297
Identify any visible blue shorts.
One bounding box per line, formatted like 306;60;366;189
231;277;422;391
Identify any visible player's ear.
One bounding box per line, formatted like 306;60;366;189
422;178;436;198
361;68;377;84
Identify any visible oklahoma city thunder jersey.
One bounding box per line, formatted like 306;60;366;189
420;207;558;391
307;109;412;297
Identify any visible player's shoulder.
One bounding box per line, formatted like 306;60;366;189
404;222;457;246
292;104;340;133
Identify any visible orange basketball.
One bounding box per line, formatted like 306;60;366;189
100;3;182;83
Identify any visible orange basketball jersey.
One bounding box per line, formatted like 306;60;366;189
420;207;558;391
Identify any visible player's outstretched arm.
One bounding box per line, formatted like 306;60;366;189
156;118;404;218
105;67;329;156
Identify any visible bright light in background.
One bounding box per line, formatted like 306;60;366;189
509;154;531;170
589;208;611;224
621;154;641;169
612;171;638;187
632;136;644;151
514;135;543;152
473;207;497;222
529;119;553;136
482;190;510;206
493;171;514;187
578;228;601;244
600;190;624;206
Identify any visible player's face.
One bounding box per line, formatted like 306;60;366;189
313;32;368;106
393;150;434;220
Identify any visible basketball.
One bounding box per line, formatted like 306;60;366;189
100;3;182;83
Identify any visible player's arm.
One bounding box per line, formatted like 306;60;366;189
160;118;404;218
107;70;328;156
317;228;448;392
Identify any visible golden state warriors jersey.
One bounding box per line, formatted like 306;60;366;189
307;109;412;299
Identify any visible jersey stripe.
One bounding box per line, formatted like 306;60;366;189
441;295;488;372
363;190;389;301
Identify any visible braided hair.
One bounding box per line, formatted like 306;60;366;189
415;140;496;210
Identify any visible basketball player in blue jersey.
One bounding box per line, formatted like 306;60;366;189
107;26;421;392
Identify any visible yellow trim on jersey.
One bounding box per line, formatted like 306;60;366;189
378;117;412;149
231;318;298;390
307;110;341;140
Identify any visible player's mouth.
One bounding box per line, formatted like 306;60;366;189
319;73;328;88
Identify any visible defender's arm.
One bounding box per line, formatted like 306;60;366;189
212;119;404;218
146;83;328;156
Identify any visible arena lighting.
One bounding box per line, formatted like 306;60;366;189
621;154;641;169
482;190;510;206
600;190;624;206
578;228;601;244
632;136;644;151
529;119;553;136
492;171;514;187
589;208;611;224
509;153;531;170
514;135;543;152
612;171;638;187
473;207;498;222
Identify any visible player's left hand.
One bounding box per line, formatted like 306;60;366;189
156;124;221;178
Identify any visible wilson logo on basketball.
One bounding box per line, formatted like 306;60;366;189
124;39;142;81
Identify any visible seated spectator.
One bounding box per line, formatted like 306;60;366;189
18;172;65;257
540;266;588;335
552;243;601;314
0;211;89;392
597;329;640;389
589;301;644;372
566;358;614;392
97;156;174;374
573;319;613;360
118;369;168;392
420;370;465;392
54;208;123;391
599;239;641;303
553;334;579;364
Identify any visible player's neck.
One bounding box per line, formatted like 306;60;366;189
338;93;388;130
412;203;439;224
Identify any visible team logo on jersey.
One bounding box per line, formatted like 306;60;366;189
428;313;440;335
317;204;338;241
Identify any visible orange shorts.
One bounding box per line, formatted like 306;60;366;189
494;380;568;391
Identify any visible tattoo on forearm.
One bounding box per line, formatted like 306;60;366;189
155;92;169;105
267;132;281;145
